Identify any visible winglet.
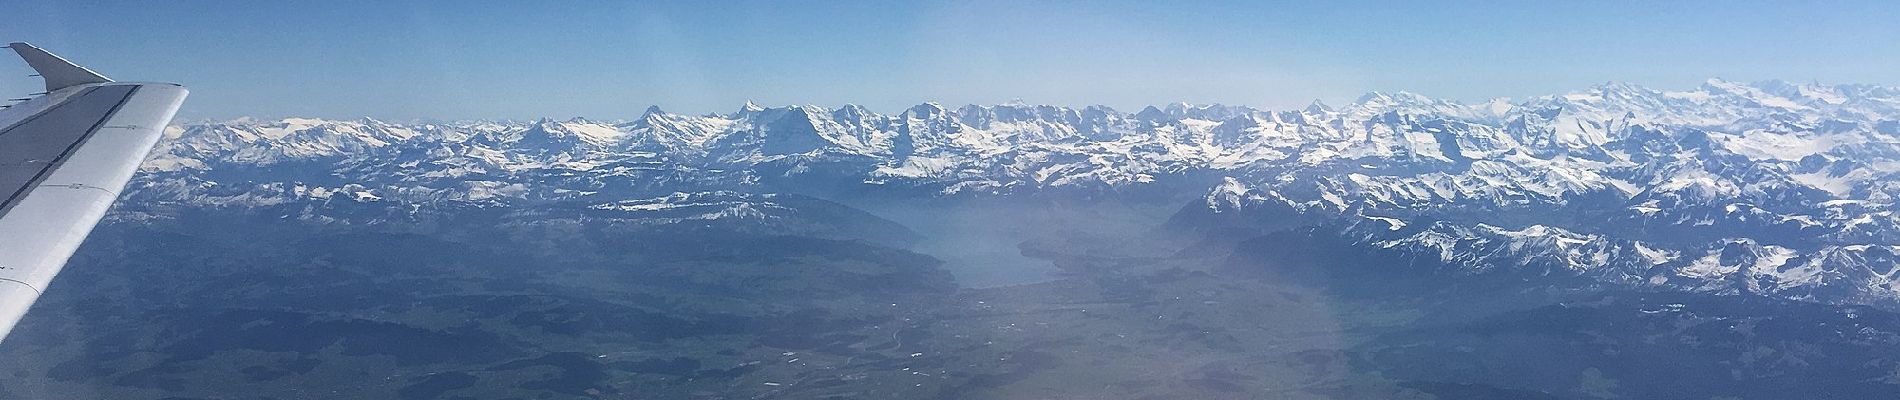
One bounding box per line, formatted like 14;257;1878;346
7;42;112;92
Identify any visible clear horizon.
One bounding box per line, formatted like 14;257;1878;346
5;0;1899;121
156;77;1858;125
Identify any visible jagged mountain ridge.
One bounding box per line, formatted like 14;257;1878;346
130;78;1900;307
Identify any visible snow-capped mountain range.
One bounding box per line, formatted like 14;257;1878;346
128;79;1900;307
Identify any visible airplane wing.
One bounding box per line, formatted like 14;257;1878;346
0;43;187;342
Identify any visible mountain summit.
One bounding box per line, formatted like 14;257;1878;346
132;80;1900;308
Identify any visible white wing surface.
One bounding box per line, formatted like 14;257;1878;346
0;42;187;341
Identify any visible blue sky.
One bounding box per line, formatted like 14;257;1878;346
4;0;1898;120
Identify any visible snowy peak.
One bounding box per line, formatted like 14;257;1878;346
131;79;1900;308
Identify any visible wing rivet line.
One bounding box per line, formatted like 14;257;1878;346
42;183;118;196
0;278;43;295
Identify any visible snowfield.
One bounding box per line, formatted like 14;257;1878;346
130;79;1900;308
